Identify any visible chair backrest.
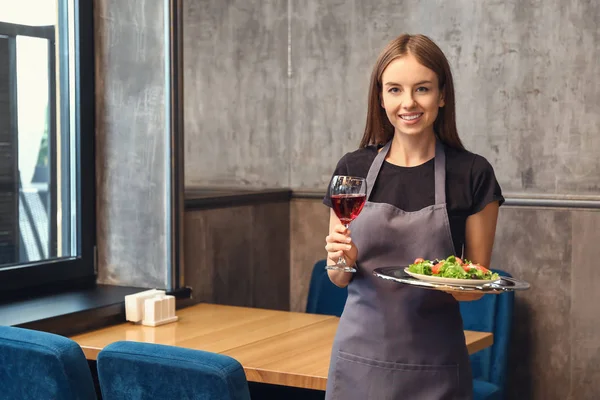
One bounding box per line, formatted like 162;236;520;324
97;341;251;400
459;269;514;395
0;326;97;400
305;259;348;317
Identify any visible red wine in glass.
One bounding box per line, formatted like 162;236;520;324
331;194;366;225
327;176;367;273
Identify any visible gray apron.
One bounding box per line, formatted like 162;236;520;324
325;140;472;400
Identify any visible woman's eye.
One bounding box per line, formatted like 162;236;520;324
416;86;429;92
388;87;400;93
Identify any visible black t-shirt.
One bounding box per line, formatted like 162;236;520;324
323;145;505;256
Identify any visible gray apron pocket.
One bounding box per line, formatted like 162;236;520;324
331;351;459;400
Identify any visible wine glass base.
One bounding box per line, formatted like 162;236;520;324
325;265;357;273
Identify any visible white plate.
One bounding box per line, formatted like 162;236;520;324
403;268;498;286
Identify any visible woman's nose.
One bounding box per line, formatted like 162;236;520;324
401;93;417;109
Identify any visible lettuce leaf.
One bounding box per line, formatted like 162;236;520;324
408;261;433;275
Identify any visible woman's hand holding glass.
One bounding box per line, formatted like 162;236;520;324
326;175;367;272
325;224;359;272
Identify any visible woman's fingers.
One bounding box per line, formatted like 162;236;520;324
325;225;357;264
447;291;484;302
325;234;353;262
333;224;350;235
326;232;352;244
324;239;353;253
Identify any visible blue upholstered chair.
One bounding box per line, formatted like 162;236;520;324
97;341;251;400
0;326;97;400
459;269;515;400
305;259;348;317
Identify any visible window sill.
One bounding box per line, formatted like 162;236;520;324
0;284;192;336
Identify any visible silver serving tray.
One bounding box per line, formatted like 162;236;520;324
373;266;530;293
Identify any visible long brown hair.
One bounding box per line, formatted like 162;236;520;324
359;34;464;150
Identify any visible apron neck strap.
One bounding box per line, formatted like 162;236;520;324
434;139;446;205
365;141;390;200
365;139;447;205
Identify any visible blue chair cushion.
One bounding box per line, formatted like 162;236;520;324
473;379;501;400
97;341;251;400
306;259;348;317
0;326;96;400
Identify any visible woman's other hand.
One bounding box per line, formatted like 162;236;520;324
447;291;484;302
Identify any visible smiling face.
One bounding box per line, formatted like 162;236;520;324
380;52;445;139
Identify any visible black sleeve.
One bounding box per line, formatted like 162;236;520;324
322;154;351;208
470;155;505;215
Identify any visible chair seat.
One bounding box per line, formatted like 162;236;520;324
473;379;501;400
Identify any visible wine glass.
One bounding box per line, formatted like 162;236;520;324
326;175;367;273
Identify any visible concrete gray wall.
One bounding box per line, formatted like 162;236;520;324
184;0;289;188
95;0;170;288
184;0;600;194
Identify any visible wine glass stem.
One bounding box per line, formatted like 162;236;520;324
337;223;350;266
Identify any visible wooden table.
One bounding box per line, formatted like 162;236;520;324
70;303;493;390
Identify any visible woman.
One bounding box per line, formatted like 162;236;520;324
323;34;504;399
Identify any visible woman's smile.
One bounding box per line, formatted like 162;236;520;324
399;112;424;124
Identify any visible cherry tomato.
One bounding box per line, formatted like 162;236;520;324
432;261;445;275
414;258;425;264
474;264;490;273
464;263;490;274
455;257;463;265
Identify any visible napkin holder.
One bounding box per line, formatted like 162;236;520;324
125;289;178;326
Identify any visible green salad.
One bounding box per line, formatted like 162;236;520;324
408;255;500;280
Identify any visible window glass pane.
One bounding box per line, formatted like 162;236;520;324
0;0;56;26
0;0;78;268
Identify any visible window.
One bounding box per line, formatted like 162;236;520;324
0;0;95;295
